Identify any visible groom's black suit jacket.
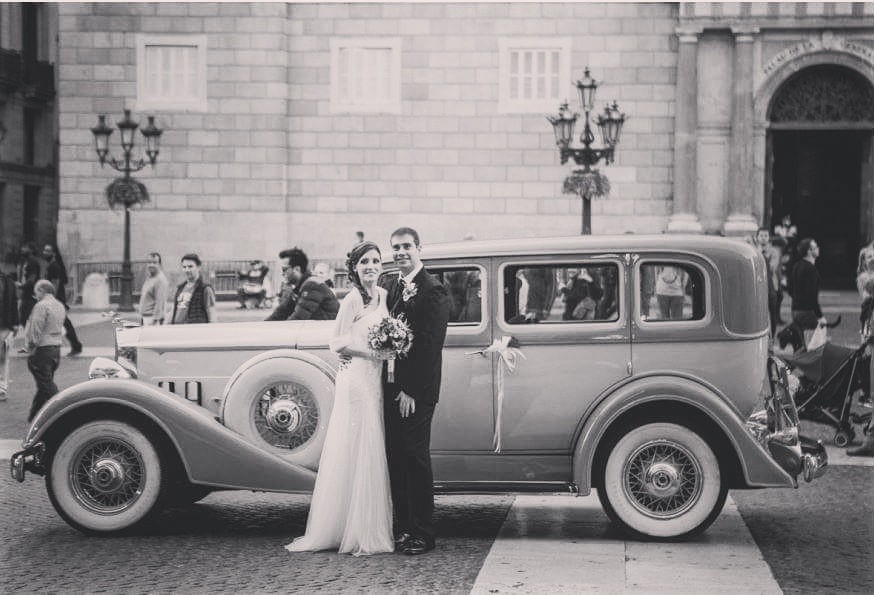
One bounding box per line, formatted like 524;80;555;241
385;268;451;405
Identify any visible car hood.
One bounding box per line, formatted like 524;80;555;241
128;320;334;352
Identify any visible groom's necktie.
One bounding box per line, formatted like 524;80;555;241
390;277;404;313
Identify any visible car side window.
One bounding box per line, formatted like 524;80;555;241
432;267;482;324
639;262;705;322
503;263;619;324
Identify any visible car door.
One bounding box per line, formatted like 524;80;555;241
425;260;496;453
489;254;631;456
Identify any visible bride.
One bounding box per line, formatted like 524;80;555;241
286;241;394;555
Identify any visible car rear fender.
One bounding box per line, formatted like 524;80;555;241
572;375;795;494
23;379;316;493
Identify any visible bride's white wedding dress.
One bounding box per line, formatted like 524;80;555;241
285;287;394;555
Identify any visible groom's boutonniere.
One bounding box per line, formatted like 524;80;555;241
402;281;418;302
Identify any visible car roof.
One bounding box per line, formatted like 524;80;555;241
420;234;758;261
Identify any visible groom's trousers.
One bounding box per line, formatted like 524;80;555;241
384;398;436;544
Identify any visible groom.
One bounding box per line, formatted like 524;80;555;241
384;227;450;555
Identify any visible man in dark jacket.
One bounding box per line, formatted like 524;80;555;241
777;238;825;351
15;242;41;326
170;254;217;324
265;248;338;321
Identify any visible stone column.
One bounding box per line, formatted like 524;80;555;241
667;28;703;233
723;27;759;236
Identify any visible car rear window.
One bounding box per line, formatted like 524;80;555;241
503;263;620;324
639;262;706;322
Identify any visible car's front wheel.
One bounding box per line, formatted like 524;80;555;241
598;422;727;540
46;420;166;534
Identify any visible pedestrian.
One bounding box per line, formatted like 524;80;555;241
311;261;335;290
139;252;169;325
170;253;217;324
0;269;20;400
25;279;66;421
774;214;798;303
778;238;825;351
42;242;84;356
15;241;41;327
755;227;782;337
857;241;874;299
655;264;687;320
266;248;338;321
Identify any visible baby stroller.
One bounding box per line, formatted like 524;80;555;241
780;330;872;447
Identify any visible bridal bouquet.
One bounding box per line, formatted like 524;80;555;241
368;315;413;382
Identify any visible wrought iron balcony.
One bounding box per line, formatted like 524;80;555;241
23;60;54;102
0;49;22;90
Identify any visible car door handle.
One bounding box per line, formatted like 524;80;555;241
465;336;521;357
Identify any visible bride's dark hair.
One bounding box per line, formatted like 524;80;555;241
345;241;381;306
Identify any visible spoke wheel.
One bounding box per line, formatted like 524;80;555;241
70;437;146;514
223;356;334;470
47;420;166;534
599;422;726;540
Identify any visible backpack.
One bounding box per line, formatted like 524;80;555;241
0;273;19;328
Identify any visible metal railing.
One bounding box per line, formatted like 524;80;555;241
72;259;349;305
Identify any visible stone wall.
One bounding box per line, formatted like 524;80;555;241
56;2;679;265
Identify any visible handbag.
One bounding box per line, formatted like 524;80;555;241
806;324;827;351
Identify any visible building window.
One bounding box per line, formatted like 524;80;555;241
498;38;571;114
24;108;36;165
136;34;207;112
330;38;401;114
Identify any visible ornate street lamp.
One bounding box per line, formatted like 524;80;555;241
90;109;163;311
548;68;626;234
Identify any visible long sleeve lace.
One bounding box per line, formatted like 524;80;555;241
328;290;362;353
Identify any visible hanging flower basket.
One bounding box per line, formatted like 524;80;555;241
562;169;610;199
105;177;150;210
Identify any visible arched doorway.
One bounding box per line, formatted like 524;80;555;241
767;64;874;287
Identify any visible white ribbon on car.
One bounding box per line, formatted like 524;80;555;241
484;336;526;453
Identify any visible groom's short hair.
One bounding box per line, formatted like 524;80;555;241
279;247;308;271
391;227;420;247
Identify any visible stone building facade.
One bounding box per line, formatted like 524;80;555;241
0;3;58;267
46;2;874;285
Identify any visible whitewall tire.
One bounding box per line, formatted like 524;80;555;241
46;420;166;534
222;357;334;470
599;422;727;540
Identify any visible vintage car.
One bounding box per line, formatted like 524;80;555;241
11;235;826;539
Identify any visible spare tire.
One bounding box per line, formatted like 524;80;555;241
222;354;335;470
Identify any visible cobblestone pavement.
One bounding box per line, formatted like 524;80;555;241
0;474;513;593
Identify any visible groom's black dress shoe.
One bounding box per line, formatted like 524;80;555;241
394;533;411;550
402;536;435;555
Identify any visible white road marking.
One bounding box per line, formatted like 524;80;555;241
471;493;782;594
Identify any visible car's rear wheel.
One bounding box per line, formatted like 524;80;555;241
46;420;166;534
222;357;334;470
598;422;727;540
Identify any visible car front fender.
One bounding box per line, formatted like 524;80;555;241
22;379;316;493
572;375;795;494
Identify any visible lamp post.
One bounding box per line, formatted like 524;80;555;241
90;109;163;311
548;68;626;234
